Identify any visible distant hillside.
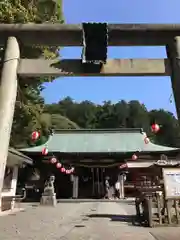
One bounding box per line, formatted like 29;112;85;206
41;113;80;129
12;97;180;149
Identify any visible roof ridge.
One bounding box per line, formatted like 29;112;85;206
54;128;144;133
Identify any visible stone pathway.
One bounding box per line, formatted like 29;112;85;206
0;201;179;240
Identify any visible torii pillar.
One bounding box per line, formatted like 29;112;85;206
166;37;180;122
0;37;19;210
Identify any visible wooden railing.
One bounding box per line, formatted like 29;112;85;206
135;189;180;227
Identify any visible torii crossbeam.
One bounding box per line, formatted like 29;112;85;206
0;23;180;46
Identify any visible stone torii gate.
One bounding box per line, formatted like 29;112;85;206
0;23;180;208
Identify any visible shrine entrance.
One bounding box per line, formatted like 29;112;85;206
78;167;105;199
78;166;117;199
91;168;105;198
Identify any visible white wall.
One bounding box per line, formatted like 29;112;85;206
1;165;18;210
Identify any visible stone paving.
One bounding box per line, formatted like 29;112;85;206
0;201;180;240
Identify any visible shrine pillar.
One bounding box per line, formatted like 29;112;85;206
166;37;180;122
72;175;79;199
0;37;19;211
118;174;125;199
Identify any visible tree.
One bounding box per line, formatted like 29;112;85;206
67;100;97;128
126;101;150;130
148;109;180;147
0;0;64;147
0;0;63;24
44;97;180;148
114;100;129;128
96;101;116;128
42;113;80;129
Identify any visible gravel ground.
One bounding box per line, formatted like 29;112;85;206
0;201;180;240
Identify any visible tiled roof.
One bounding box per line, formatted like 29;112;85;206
9;148;33;164
19;128;179;154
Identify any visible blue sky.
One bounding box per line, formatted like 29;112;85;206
42;0;180;116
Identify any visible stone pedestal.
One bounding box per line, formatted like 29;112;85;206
118;174;125;199
40;193;57;206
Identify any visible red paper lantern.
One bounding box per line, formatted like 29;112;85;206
66;170;70;174
61;167;65;173
144;137;150;144
50;157;57;164
132;154;138;161
56;162;62;168
42;147;48;156
151;123;160;133
119;163;128;169
31;131;40;141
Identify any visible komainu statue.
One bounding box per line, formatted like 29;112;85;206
43;175;55;195
40;175;56;206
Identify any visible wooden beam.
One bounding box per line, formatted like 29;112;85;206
166;37;180;122
0;24;180;46
17;58;170;77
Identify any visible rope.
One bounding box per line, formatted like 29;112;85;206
71;162;122;168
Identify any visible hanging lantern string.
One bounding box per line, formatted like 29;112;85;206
141;124;161;142
48;153;74;173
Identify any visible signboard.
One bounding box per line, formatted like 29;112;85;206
156;159;168;166
163;168;180;199
155;159;179;167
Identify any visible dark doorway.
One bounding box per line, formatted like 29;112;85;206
78;167;93;198
91;168;105;198
78;167;117;199
55;170;73;199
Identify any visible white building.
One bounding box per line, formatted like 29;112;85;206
1;148;32;212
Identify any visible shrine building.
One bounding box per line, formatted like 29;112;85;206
19;128;180;200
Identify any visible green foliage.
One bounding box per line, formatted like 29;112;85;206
42;113;80;129
45;97;180;148
0;0;64;147
0;0;63;23
0;0;63;59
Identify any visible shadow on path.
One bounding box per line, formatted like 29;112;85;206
87;213;135;223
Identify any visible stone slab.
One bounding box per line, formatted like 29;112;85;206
40;194;57;206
